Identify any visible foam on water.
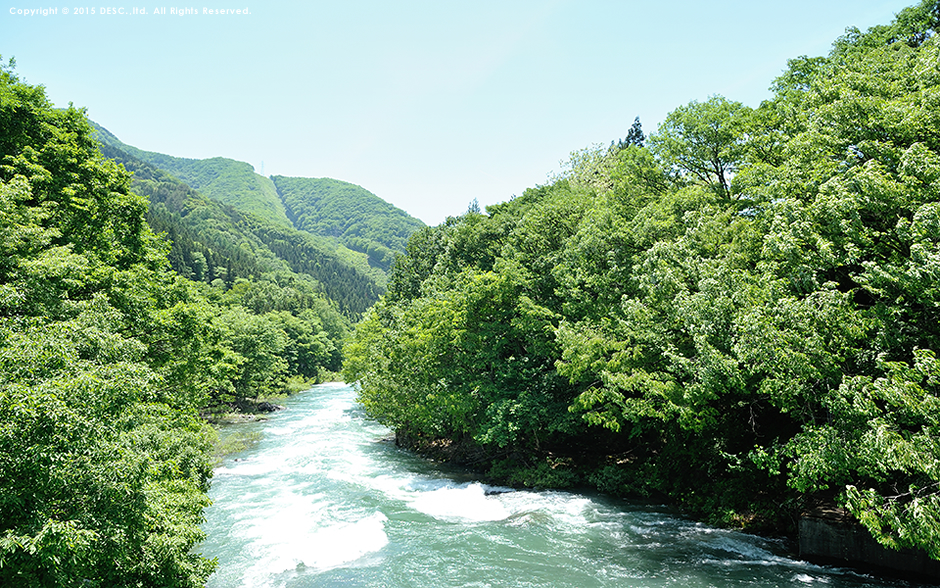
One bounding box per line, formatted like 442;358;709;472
245;511;389;572
409;482;511;521
201;384;912;588
226;500;389;588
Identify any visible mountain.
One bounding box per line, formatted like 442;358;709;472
93;127;387;318
90;122;429;316
272;175;425;271
93;125;291;227
91;125;426;276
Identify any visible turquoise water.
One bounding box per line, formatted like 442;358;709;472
199;383;917;588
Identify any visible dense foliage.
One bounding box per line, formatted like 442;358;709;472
345;1;940;556
0;59;214;586
0;61;350;585
272;175;425;271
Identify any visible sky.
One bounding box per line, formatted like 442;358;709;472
1;0;918;225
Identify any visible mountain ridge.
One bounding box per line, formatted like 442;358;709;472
90;122;425;275
92;123;388;318
272;175;425;271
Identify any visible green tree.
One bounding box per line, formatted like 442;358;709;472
649;96;752;200
618;116;645;149
0;59;216;586
342;1;940;557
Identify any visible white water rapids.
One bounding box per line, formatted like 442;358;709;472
198;383;919;588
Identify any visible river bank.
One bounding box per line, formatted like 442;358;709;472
199;383;925;588
393;426;940;586
393;427;790;531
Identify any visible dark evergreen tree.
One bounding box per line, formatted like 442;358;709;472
618;116;645;149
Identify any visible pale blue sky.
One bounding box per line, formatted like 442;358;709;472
1;1;916;224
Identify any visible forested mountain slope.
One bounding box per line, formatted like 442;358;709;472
272;175;425;271
92;125;425;275
95;139;385;318
93;124;291;227
345;0;940;559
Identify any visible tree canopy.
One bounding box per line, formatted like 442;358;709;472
345;0;940;556
0;59;355;585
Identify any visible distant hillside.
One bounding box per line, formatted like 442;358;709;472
92;124;292;227
272;176;425;271
91;124;425;274
96;136;385;318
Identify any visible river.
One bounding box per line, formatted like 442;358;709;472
199;383;918;588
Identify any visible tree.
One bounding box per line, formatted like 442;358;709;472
0;59;216;586
341;2;940;557
649;96;752;200
618;116;645;149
